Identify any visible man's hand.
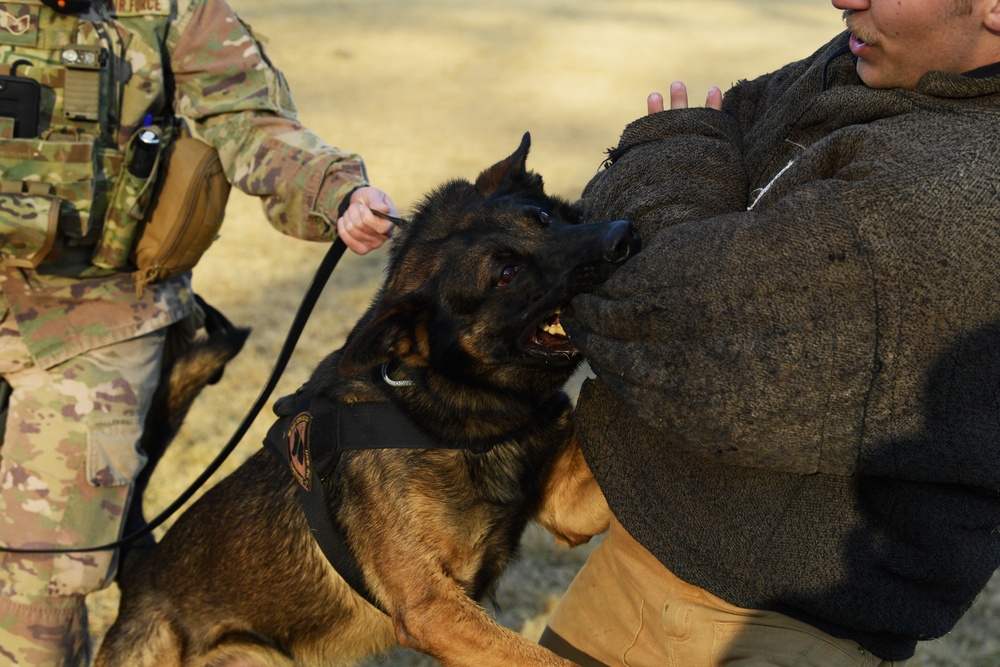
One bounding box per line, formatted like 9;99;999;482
647;81;723;114
337;186;398;255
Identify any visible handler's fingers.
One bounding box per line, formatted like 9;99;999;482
647;92;665;115
669;81;689;109
356;186;398;219
338;202;391;255
337;212;377;254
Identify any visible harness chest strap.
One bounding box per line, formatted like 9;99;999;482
262;390;485;612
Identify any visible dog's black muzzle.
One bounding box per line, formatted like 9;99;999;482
601;219;641;264
564;219;640;294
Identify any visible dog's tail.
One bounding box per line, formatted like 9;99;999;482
153;296;251;433
120;295;250;565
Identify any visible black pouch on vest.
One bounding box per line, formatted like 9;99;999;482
0;75;40;138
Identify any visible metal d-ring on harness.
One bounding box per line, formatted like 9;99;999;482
0;210;411;556
381;363;415;387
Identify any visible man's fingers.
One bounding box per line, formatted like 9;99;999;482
337;201;393;255
656;82;722;112
706;86;723;111
647;92;665;115
669;81;689;109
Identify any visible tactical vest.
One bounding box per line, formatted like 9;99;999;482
0;0;173;273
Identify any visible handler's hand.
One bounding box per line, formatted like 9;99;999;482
647;81;723;114
337;186;398;255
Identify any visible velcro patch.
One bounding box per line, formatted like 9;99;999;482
0;4;38;46
110;0;169;16
287;412;313;491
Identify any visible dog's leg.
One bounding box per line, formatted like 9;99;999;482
370;437;606;667
191;641;295;667
95;608;183;667
98;595;298;667
386;575;578;667
535;434;611;548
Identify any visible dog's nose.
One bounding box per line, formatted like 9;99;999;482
602;220;641;263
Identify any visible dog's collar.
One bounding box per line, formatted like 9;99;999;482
263;389;494;611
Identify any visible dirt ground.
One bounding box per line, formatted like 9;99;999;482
88;1;1000;665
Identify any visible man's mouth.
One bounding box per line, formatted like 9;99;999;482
844;13;877;51
524;308;578;357
849;33;866;53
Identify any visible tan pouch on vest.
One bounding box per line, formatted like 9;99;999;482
131;133;231;296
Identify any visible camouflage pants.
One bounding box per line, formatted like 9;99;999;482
0;302;165;667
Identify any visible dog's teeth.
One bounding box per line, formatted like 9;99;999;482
542;321;566;337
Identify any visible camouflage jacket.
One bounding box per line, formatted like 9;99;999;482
0;0;368;368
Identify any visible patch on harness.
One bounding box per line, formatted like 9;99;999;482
287;412;313;491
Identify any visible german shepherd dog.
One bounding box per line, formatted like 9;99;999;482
97;133;633;667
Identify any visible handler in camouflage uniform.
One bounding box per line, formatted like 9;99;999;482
0;0;396;664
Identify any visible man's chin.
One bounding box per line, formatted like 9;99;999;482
855;62;915;91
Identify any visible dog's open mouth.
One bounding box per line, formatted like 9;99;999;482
525;309;578;357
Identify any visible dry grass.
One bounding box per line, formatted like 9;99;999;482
87;1;1000;664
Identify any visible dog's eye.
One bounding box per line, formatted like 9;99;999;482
538;211;551;225
497;265;518;287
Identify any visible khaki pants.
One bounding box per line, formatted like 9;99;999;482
540;520;908;667
0;305;165;667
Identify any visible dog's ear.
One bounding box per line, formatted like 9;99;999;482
475;132;544;197
339;296;432;377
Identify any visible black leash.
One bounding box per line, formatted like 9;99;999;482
0;238;350;555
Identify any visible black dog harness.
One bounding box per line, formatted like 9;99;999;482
262;390;491;610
